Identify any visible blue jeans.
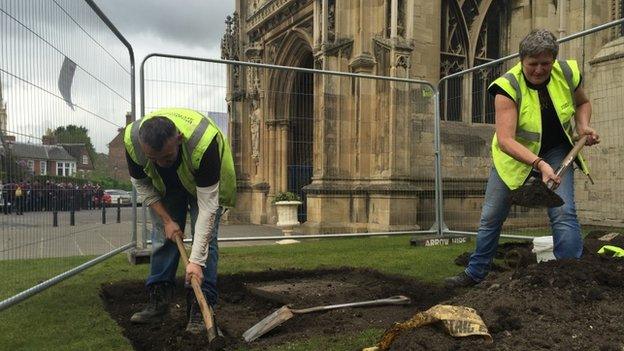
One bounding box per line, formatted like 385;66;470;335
146;191;221;306
465;144;582;282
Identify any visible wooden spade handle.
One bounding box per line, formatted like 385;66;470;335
292;295;411;314
174;235;217;341
547;135;588;190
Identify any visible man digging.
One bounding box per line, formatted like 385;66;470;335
124;108;236;334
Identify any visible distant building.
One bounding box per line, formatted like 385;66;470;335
107;112;133;181
0;75;6;134
58;143;94;175
5;136;76;177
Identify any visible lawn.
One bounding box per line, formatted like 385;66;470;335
0;230;558;351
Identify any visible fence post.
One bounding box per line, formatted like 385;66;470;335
101;203;106;224
116;199;121;223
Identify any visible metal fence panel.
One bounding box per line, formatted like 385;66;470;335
141;56;438;237
438;19;624;236
0;0;134;306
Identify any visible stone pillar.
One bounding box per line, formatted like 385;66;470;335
390;0;398;39
321;0;329;44
279;121;288;192
314;0;322;50
267;122;276;194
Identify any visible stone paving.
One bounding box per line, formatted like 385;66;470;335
0;207;286;260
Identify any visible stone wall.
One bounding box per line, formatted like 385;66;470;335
578;37;624;227
227;0;623;232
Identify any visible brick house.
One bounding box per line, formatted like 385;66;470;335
107;112;132;181
5;136;76;177
59;143;94;175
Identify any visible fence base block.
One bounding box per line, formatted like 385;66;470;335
410;234;471;247
127;248;152;265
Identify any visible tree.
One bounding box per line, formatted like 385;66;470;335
0;132;28;182
50;125;96;159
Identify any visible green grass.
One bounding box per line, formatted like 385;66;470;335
0;235;482;351
0;229;612;351
2;226;612;351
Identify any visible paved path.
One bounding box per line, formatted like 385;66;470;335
0;207;288;260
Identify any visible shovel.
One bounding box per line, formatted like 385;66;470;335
509;135;587;208
242;295;411;342
174;236;218;342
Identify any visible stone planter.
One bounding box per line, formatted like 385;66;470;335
274;201;302;234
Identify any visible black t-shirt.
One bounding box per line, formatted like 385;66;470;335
126;138;221;193
488;74;582;156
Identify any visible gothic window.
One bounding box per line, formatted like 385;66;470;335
440;0;468;121
385;0;406;38
328;0;336;42
472;1;505;124
440;0;508;123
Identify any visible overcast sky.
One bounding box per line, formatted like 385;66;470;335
94;0;235;64
1;0;235;153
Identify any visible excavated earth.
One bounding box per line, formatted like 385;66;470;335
101;235;624;351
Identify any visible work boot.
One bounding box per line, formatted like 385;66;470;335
185;289;222;336
444;271;479;288
130;283;173;324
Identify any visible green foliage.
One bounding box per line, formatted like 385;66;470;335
88;174;132;191
51;125;96;160
0;155;29;182
89;153;113;179
272;191;301;203
28;174;131;190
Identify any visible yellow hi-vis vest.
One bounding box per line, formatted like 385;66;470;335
489;60;590;190
124;108;236;207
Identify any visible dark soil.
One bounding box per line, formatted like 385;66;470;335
388;235;624;351
100;267;453;351
101;236;624;351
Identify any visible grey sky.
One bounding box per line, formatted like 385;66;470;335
1;1;235;153
94;0;235;61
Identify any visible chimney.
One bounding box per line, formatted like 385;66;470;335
125;111;133;126
42;135;57;145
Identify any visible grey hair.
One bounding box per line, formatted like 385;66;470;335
519;29;559;60
138;116;177;151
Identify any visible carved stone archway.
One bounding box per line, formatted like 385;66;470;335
265;31;314;222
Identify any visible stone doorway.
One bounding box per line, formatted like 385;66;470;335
287;53;314;223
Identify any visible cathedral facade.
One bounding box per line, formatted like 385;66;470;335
222;0;624;232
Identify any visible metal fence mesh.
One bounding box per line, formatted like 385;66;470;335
438;24;624;235
0;0;133;301
141;57;437;237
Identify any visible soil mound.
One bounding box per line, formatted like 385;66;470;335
388;237;624;351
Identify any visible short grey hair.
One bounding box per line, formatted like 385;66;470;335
519;29;559;60
138;116;177;151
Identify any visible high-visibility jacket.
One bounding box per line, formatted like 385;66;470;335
489;60;589;190
124;108;236;207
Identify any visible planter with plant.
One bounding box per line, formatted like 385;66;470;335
273;191;302;229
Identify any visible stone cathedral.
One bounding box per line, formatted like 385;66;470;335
222;0;624;233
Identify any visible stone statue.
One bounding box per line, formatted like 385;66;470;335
250;98;261;162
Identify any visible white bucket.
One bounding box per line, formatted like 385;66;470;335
532;236;556;262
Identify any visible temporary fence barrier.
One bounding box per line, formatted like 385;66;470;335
437;18;624;238
0;0;135;310
139;54;439;245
